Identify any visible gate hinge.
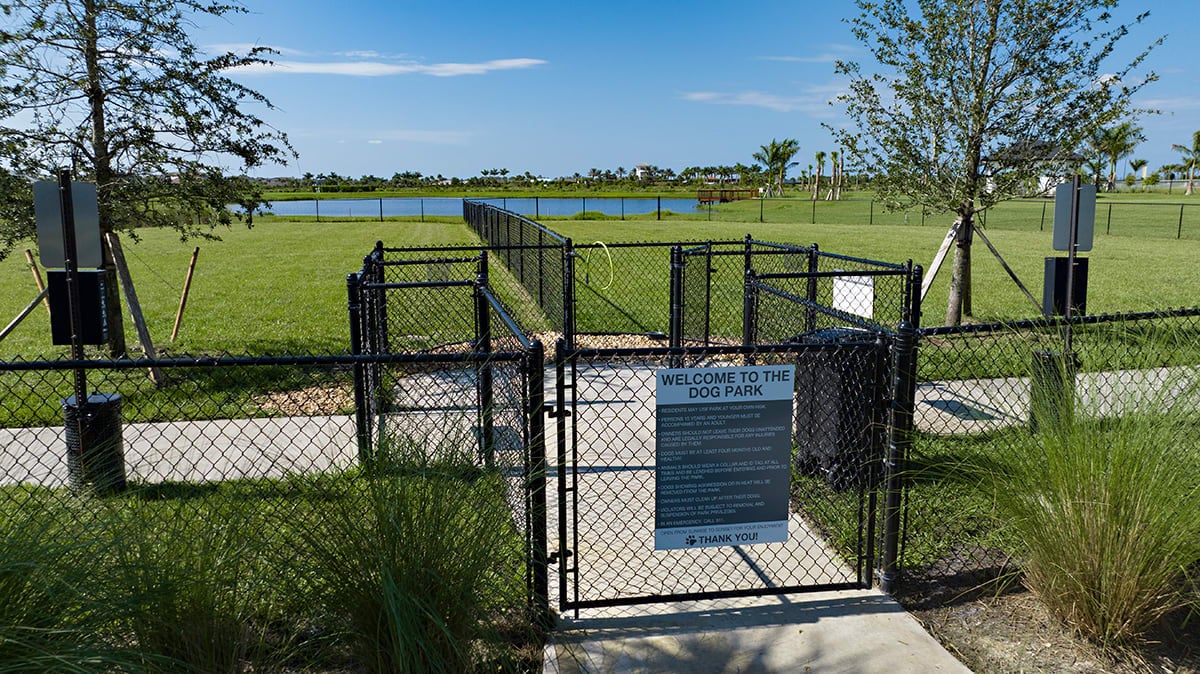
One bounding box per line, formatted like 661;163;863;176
543;402;572;418
547;549;573;565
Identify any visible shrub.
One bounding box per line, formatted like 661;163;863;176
984;365;1200;645
291;433;528;673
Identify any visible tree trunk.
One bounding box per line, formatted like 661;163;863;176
944;211;975;326
85;0;126;356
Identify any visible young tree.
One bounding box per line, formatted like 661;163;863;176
812;151;826;201
1171;131;1200;196
752;138;800;197
1093;122;1143;191
0;0;294;355
832;0;1159;325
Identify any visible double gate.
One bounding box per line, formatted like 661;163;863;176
550;240;921;611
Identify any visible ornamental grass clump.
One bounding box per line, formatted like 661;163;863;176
990;372;1200;646
293;432;528;673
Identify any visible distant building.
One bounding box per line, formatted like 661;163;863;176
634;163;652;180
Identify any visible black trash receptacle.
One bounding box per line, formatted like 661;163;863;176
63;392;126;493
786;328;884;491
1029;350;1079;431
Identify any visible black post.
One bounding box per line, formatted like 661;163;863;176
1040;201;1047;231
315;197;320;223
668;246;684;367
1105;203;1112;235
657;196;661;221
527;340;551;627
347;273;372;465
811;199;816;224
379;197;384;222
869;199;874;225
563;239;576;349
535;196;540;219
475;252;495;468
742;269;758;360
879;319;917;594
553;339;570;611
421;198;425;222
1179;204;1185;239
759;197;764;223
805;243;820;332
57;169;87;414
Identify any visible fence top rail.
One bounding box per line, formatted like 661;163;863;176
556;339;887;361
572;239;745;250
0;351;529;372
747;239;814;253
480;287;536;350
465;199;569;244
917;306;1200;337
381;243;489;255
753;279;895;334
380;255;481;267
756;268;910;280
363;280;476;290
815;249;909;271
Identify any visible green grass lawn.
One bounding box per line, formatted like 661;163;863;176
2;192;1198;360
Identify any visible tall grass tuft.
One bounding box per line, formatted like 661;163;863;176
293;432;529;673
98;496;288;672
0;498;149;673
986;365;1200;645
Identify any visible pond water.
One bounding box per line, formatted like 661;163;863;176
255;196;706;219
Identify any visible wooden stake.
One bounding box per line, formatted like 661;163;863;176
0;288;49;343
921;219;960;301
171;247;199;343
105;232;163;385
24;249;51;316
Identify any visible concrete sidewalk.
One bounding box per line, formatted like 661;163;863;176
544;591;969;673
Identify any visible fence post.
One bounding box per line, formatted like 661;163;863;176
760;197;764;223
563;238;575;349
1106;203;1112;235
657;196;662;221
315;197;320;223
1040;201;1046;231
742;269;758;361
379;197;383;222
346;272;372;466
805;243;820;332
811;199;816;224
475;252;495;469
870;199;874;226
527;339;551;627
879;318;916;594
668;246;684;367
1179;204;1185;239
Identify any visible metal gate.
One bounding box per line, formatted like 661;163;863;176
551;244;917;612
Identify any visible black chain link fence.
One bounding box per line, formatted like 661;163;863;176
900;307;1200;594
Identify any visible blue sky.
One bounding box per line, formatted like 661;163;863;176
201;1;1198;180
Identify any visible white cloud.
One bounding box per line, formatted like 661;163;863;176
681;88;843;115
367;139;383;144
760;44;858;64
234;57;546;77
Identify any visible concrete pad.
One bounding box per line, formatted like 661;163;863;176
545;591;970;674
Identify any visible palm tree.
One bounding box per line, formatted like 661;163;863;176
752;139;800;197
1092;122;1143;191
813;151;826;201
1128;158;1147;181
1172;130;1200;196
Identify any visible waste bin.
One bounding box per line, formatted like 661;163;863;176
1029;350;1079;431
786;328;884;491
63;392;126;493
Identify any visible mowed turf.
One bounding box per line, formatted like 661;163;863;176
2;210;1198;358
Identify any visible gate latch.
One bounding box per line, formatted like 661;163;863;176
547;549;573;565
544;402;571;419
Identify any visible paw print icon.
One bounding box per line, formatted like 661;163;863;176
686;535;697;546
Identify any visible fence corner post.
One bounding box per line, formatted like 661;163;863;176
347;272;372;466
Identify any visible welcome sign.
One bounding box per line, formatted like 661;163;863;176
654;365;793;550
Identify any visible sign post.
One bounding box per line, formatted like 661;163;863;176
654;365;793;550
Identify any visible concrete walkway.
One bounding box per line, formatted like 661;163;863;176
544;363;968;673
545;592;969;673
